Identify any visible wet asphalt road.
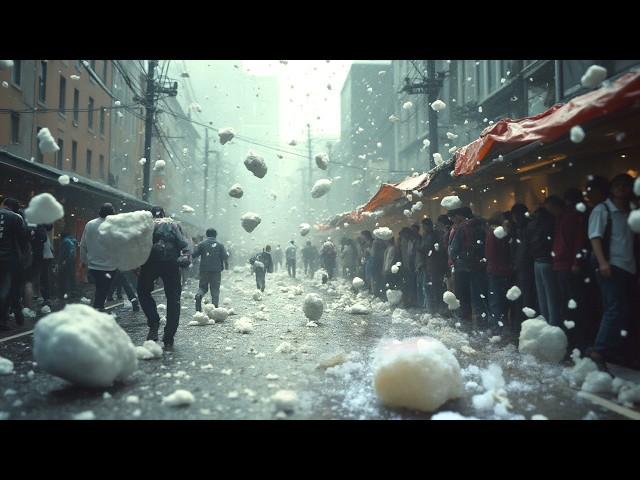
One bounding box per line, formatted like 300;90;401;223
0;267;629;420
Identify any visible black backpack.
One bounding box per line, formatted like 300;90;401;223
149;222;181;263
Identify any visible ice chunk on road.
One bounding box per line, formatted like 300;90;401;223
162;389;195;407
311;179;332;198
303;293;324;321
506;285;521;301
346;304;370;315
191;311;210;325
228;184;243;198
618;384;640;406
37;127;60;154
97;211;155;271
72;410;96;420
135;346;155;360
581;65;607;88
271;390;298;412
315;153;329;170
24;193;64;225
430;99;446;112
373;227;393;240
431;411;478;420
58;175;70;186
386;289;402;306
244;151;268;178
443;291;460;310
240;212;261;233
0;356;14;375
373;337;464;412
299;223;311;236
570;125;585;143
518;317;567;363
493;226;507;239
352;277;365;290
275;341;294;354
203;304;229;322
142;340;162;357
441;195;462;210
234;317;254;334
581;370;613;394
34;304;137;388
218;127;235;145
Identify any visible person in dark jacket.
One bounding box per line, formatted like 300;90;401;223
340;238;358;279
320;238;338;280
251;245;273;292
526;205;560;326
285;240;297;278
509;203;535;331
0;197;29;330
192;228;229;311
371;235;387;299
59;232;78;300
486;212;512;334
422;218;448;315
302;241;318;278
138;206;189;350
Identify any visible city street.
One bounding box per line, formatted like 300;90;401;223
1;267;636;420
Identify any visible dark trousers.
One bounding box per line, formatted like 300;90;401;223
137;261;182;344
108;271;137;301
40;259;52;301
286;259;296;278
255;268;266;291
196;270;222;310
556;269;586;350
89;269;116;310
593;266;635;361
534;260;561;326
512;264;536;331
425;271;446;314
303;259;310;276
0;261;20;325
488;273;510;330
59;260;76;298
454;270;472;321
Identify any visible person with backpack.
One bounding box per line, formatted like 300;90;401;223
587;174;638;370
449;206;489;328
250;245;273;292
137;206;189;350
192;228;229;311
59;231;78;300
285;240;297;278
80;203;117;311
0;197;29;330
320;237;338;280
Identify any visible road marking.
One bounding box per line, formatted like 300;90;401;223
577;391;640;420
0;289;164;344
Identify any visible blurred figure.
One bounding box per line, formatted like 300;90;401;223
302;240;319;278
250;245;273;292
273;245;283;273
285;240;297;278
340;238;358;279
59;231;78;300
422;218;448;315
320;237;338;280
485;213;512;335
192;228;228;311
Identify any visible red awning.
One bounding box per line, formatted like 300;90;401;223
358;172;431;214
454;71;640;176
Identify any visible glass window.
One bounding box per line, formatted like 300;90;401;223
88;97;94;129
99;154;105;179
38;61;47;102
58;76;66;113
73;89;79;123
12;60;22;86
102;60;108;82
10;112;20;143
57;139;64;169
71;141;78;170
487;60;496;93
86;149;92;176
561;60;597;98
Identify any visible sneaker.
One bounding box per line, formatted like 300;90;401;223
131;299;140;312
147;329;158;342
163;341;174;351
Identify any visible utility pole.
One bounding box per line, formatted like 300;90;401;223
213;150;220;212
203;127;209;218
142;60;157;202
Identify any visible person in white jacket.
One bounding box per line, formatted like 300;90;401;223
80;203;117;310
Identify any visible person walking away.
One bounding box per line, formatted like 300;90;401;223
80;203;117;311
587;174;638;370
320;238;338;280
341;238;357;279
546;193;588;350
423;218;448;315
285;240;297;278
0;197;29;330
273;245;283;273
59;231;78;300
485;213;513;336
526;205;561;326
192;228;229;311
251;245;273;292
107;271;140;311
302;241;314;277
137;206;189;350
449;207;489;329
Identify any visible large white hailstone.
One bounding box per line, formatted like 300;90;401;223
570;125;586;143
403;209;412;218
431;99;447;112
581;370;613;394
506;285;522;301
191;311;211;325
33;304;137;388
581;65;608;88
522;307;537;318
411;201;423;214
181;205;195;214
446;132;458;140
0;60;14;70
493;226;507;239
576;202;587;213
449;146;458;154
471;364;510;413
297;223;312;237
162;389;195;407
563;349;598;387
311;179;332;198
234;317;254;334
352;277;365;289
211;307;229;322
275;341;294;354
373;226;393;240
628;210;640;234
24;193;64;225
0;356;14;375
402;101;413;110
303;293;324;321
37;128;60;154
218;127;235;145
373;337;464;412
244;151;268;178
97;211;155;271
634;177;640;197
315;153;330;170
240;212;261;232
433;153;443;166
228;183;243;198
346;304;370;314
271;390;298;412
388;114;400;122
443;291;460;310
518;317;567;363
386;289;402;306
153;159;166;170
440;195;463;210
58;175;71;186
